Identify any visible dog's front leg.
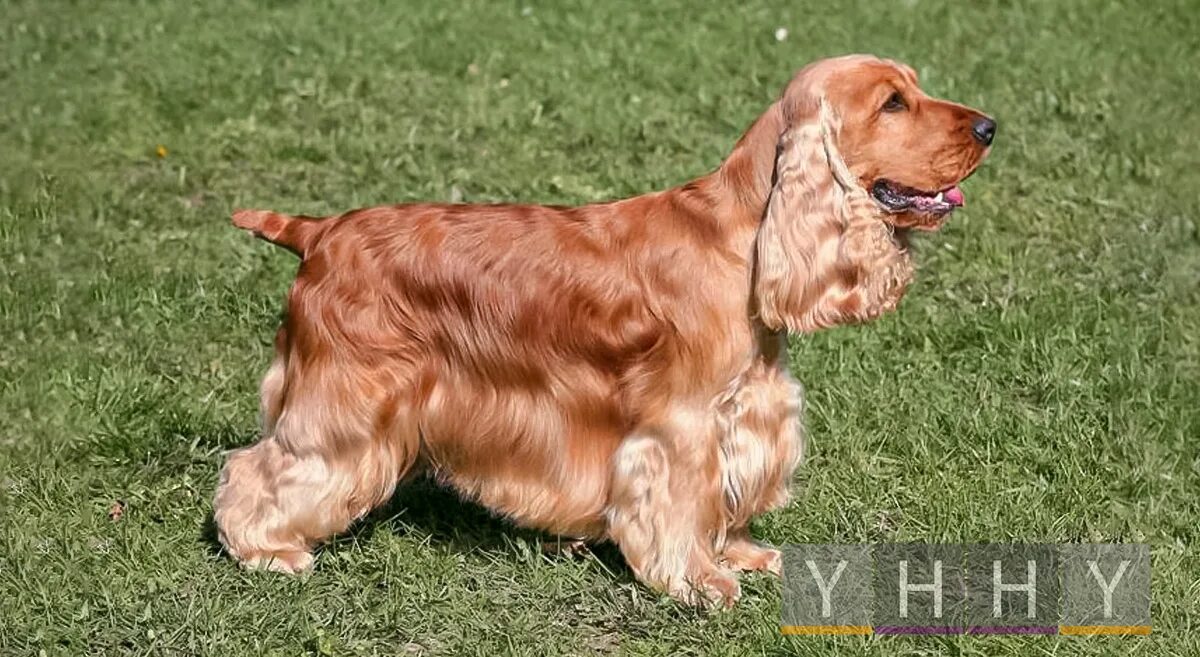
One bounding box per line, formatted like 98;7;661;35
606;415;740;607
714;362;804;577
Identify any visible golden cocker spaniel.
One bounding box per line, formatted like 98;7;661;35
215;54;994;606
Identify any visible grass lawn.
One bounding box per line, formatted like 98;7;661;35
2;0;1198;654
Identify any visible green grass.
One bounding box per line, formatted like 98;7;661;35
1;0;1198;654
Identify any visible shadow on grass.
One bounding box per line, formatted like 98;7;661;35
201;473;634;584
83;399;632;584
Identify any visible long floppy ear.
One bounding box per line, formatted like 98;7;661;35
753;97;913;333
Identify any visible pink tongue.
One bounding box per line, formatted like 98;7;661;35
944;186;965;207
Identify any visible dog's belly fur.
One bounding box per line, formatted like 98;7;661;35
414;357;803;540
417;373;625;538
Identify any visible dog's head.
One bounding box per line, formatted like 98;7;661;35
780;54;994;230
753;55;993;332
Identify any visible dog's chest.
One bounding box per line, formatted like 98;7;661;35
715;361;805;526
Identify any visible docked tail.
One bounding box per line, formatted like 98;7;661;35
232;209;328;257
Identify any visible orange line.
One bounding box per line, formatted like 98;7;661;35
781;625;873;635
1060;625;1151;635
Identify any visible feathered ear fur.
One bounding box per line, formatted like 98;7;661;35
753;95;914;333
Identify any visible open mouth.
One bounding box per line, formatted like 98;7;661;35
871;180;965;216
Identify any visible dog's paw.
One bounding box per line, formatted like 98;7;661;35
541;538;590;559
721;539;783;576
240;550;315;574
672;566;742;609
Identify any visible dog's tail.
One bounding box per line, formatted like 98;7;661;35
232;209;328;258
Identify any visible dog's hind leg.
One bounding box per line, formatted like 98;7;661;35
214;371;419;573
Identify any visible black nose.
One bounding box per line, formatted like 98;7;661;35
971;117;996;146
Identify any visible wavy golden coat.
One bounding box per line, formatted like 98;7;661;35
214;54;993;606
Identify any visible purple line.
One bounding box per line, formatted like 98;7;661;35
874;626;964;635
968;626;1058;635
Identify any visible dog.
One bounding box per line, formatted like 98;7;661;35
214;54;994;607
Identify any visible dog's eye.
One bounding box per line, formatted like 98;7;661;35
882;92;907;112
